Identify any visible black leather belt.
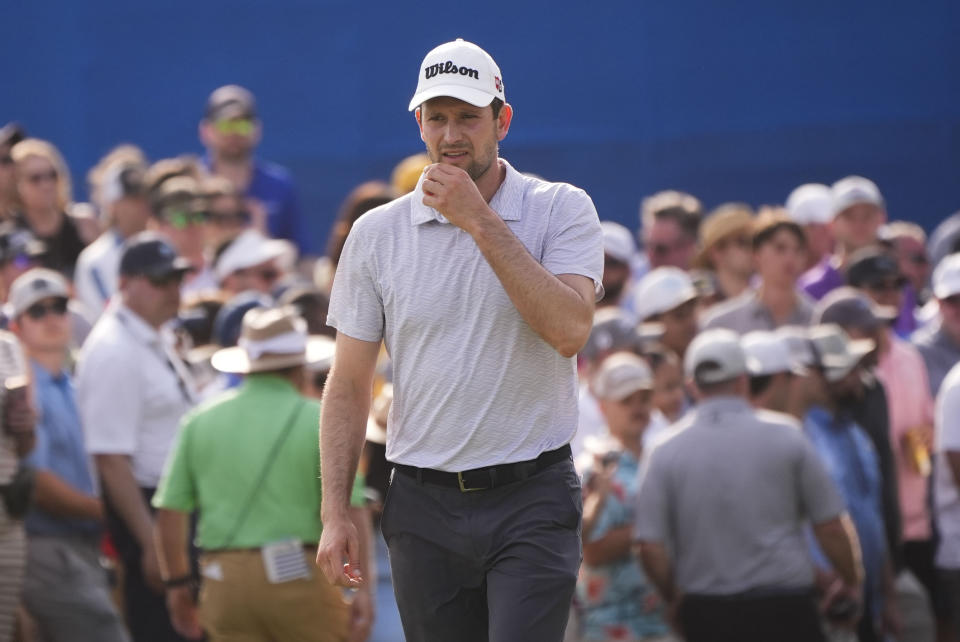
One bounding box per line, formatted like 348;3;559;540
393;444;571;492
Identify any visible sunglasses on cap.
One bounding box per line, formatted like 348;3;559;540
26;169;58;185
24;297;68;320
214;119;255;136
207;210;252;226
163;209;207;230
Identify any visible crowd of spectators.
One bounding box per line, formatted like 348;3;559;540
1;79;960;642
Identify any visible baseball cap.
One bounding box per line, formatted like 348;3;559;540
580;308;663;364
814;286;897;331
633;267;698;321
214;229;296;282
741;330;806;377
786;183;833;225
933;252;960;299
809;324;875;382
119;232;193;279
832;176;884;216
592;352;654;400
845;247;904;288
777;325;817;369
684;328;747;385
7;268;69;318
600;221;636;264
205;85;257;121
408;39;505;111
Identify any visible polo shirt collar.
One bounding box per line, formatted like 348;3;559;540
409;158;523;226
114;302;162;347
696;396;752;416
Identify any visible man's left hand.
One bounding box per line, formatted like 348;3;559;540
348;589;374;642
166;585;203;639
421;164;490;232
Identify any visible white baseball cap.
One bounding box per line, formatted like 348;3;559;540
933;252;960;299
776;325;816;368
600;221;636;264
7;268;69;318
215;229;296;282
408;39;505;111
592;352;653;400
742;331;807;377
832;175;884;216
633;267;698;321
684;328;747;385
808;324;875;382
786;183;833;225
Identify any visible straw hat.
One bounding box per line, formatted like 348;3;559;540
692;205;754;269
211;306;332;374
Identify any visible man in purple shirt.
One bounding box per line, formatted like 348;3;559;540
199;85;308;254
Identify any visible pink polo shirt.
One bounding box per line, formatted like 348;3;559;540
876;333;935;541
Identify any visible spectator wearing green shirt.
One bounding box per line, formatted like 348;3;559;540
152;306;371;642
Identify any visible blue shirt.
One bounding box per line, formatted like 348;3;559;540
578;448;668;640
803;406;886;616
205;156;307;254
24;361;99;537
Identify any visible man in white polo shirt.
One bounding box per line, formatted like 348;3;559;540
77;233;197;642
316;39;603;641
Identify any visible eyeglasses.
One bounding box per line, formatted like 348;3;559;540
25;169;58;185
146;271;186;288
24;297;68;320
163;210;207;230
214;119;255;136
650;239;691;257
717;235;752;251
207;210;252;226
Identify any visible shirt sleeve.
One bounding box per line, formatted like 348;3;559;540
633;446;669;543
796;436;846;524
77;342;141;456
152;413;197;512
540;188;605;298
22;410;51;471
326;219;385;343
938;365;960;452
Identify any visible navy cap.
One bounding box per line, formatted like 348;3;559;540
212;291;273;347
814;286;897;331
119;232;193;279
845;247;902;288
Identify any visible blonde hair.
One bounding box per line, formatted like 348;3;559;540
10;138;73;211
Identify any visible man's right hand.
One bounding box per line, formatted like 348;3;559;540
316;513;364;588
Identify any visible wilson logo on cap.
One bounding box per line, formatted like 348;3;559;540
424;61;479;80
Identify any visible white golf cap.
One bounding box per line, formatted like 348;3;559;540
832;175;884;216
786;183;833;225
7;268;69;318
933;253;960;299
742;330;806;377
600;221;636;264
776;325;817;368
408;39;505;111
808;324;875;382
214;229;296;282
684;328;747;385
592;352;653;400
633;267;698;321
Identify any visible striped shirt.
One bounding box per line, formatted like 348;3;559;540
328;159;603;472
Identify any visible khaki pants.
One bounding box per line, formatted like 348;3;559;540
199;550;349;642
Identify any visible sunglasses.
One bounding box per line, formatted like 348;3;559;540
24;297;68;320
163;210;207;230
214;119;255;136
864;278;906;293
26;169;58;185
207;210;252;226
717;235;752;250
147;271;186;288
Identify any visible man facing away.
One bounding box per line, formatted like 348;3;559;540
634;328;862;642
316;39;603;642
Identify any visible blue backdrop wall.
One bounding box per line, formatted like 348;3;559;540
4;1;960;254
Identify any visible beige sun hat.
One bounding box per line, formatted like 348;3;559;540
211;306;333;374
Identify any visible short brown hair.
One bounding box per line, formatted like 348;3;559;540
752;207;805;250
641;190;702;240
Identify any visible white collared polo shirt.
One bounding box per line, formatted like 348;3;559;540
328;159;603;471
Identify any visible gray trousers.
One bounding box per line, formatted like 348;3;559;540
381;456;582;642
22;536;130;642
